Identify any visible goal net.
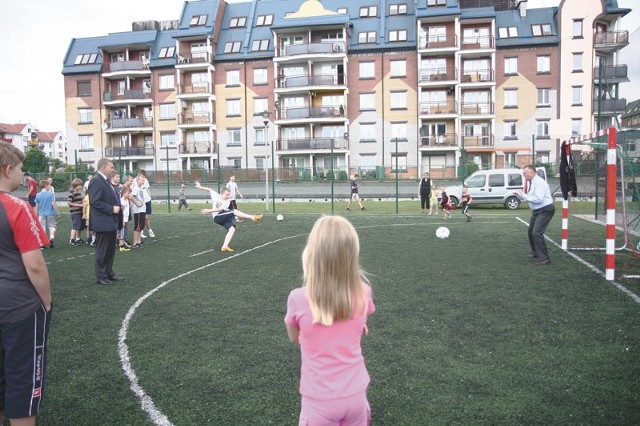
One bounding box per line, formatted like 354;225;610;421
560;128;640;281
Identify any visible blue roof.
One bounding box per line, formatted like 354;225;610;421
151;29;179;68
98;30;157;50
460;7;495;19
61;36;107;75
495;7;559;48
416;0;460;19
174;0;218;38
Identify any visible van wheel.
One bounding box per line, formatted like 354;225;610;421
505;196;520;210
448;196;459;206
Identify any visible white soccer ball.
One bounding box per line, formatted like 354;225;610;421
276;214;284;222
435;226;450;239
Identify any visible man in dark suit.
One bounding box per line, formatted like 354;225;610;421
88;158;124;285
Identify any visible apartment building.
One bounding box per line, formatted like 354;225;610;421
61;0;631;177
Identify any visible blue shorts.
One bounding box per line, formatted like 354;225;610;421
145;201;152;215
70;212;82;230
214;212;236;230
0;305;52;418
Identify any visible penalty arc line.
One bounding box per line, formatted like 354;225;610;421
515;217;640;305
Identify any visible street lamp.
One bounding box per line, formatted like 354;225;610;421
262;110;271;211
394;137;399;214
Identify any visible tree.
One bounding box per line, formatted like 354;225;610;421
22;148;49;174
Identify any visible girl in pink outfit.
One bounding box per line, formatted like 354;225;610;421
285;215;375;425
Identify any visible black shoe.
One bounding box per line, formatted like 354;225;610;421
96;279;112;285
346;207;351;211
526;254;537;258
49;240;54;248
76;238;85;244
537;259;551;265
69;240;77;246
361;206;366;211
109;275;125;281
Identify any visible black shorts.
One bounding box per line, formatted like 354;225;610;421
214;212;236;230
70;212;82;230
134;212;146;231
145;201;152;215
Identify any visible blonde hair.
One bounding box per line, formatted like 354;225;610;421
303;215;367;326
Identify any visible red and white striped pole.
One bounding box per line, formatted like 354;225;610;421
561;198;569;250
605;127;617;281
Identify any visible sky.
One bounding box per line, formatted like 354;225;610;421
0;0;637;134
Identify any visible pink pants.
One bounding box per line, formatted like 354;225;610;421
299;391;370;426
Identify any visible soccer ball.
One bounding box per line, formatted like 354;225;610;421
435;226;450;239
276;214;284;222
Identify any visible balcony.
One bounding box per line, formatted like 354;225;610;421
178;83;212;95
419;33;457;50
103;60;150;78
279;42;345;58
105;146;154;157
419;100;457;115
594;30;629;52
177;52;211;65
461;35;494;50
276;73;345;89
179;142;214;154
179;112;214;125
593;65;629;83
419;68;456;83
278;137;348;151
460;102;494;115
420;133;457;147
279;106;344;120
462;135;494;148
103;90;152;103
461;69;494;83
593;98;627;114
109;117;152;129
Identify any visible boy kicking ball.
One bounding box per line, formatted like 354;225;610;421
195;181;262;252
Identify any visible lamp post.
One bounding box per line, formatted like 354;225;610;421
395;137;399;214
262;110;271;211
164;145;171;213
273;101;279;214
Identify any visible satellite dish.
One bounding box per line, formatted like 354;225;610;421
101;122;108;130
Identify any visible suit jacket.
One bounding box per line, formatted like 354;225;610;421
88;173;122;232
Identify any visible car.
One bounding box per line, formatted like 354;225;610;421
444;167;547;210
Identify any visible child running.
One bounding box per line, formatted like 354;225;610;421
195;181;262;252
440;186;453;220
285;215;375;425
458;185;472;222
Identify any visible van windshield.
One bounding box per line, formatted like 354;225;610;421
466;175;485;188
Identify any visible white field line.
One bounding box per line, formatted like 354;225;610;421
515;217;640;305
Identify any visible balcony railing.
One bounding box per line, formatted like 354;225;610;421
419;100;457;114
593;65;628;81
104;90;151;102
419;33;457;49
179;112;214;125
106;60;148;73
110;117;152;129
594;30;629;49
179;83;212;94
420;133;457;147
461;35;494;49
179;142;214;154
278;137;348;151
105;146;154;157
419;68;456;82
593;98;627;113
460;102;494;115
177;52;211;64
280;42;345;57
277;73;345;89
462;135;494;147
280;106;343;120
461;69;494;83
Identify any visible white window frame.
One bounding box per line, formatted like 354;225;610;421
390;91;407;109
79;108;92;124
159;74;174;90
537;88;550;106
227;99;241;116
360;123;376;141
504;89;518;108
79;135;93;150
504;57;517;74
504;121;517;138
359;62;375;79
572;86;582;105
160;132;176;147
360;93;375;111
226;70;240;86
254;68;268;85
572;53;583;72
390;60;406;77
227;129;241;146
159;103;175;120
537;56;550;73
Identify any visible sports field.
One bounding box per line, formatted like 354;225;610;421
36;202;639;425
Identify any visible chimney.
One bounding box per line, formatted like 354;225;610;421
517;0;527;18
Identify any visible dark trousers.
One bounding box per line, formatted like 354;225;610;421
420;190;429;209
94;231;117;281
528;204;555;261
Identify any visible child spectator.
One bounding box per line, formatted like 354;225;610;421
82;192;94;246
428;186;439;215
35;179;60;248
458;185;473;222
178;184;191;211
131;175;147;249
67;178;84;246
119;186;141;251
440;187;453;220
285;215;375;425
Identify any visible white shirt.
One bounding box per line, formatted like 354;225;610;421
209;191;231;218
131;186;146;214
226;181;239;200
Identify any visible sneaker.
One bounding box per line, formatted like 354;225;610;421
346;207;351;211
252;214;263;223
141;232;147;239
69;240;77;246
119;246;131;252
75;238;85;244
148;229;155;238
132;243;143;249
122;243;132;249
49;240;55;249
221;246;234;252
467;216;472;222
361;206;366;211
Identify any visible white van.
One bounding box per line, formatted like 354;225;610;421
444;167;547;210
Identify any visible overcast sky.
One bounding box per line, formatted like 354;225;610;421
0;0;636;133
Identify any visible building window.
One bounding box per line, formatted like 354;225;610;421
160;132;176;147
226;70;240;86
224;41;242;53
254;98;268;115
537;56;550;73
504;57;518;75
427;0;446;5
337;7;347;14
255;128;267;146
190;15;207;26
360;123;376;142
227;99;241;117
229;17;247;28
359;62;375;79
390;91;407;109
159;103;175;120
78;108;92;124
572;53;583;72
227;130;241;146
571;119;582;136
360;93;375;111
573;19;583;38
158;47;175;58
504;89;518;108
254;68;268;85
391;154;407;172
504;121;517;139
228;157;241;168
74;53;98;65
389;30;407;42
537;88;550;106
390;4;407;15
79;135;93;150
359;6;378;17
572;86;582;105
531;24;552;37
358;32;377;44
498;27;518;38
391;122;408;141
159;74;175;91
77;81;91;97
256;15;274;26
536;120;550;138
390;60;406;77
251;39;270;51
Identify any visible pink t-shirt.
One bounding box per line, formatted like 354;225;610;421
285;284;375;400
